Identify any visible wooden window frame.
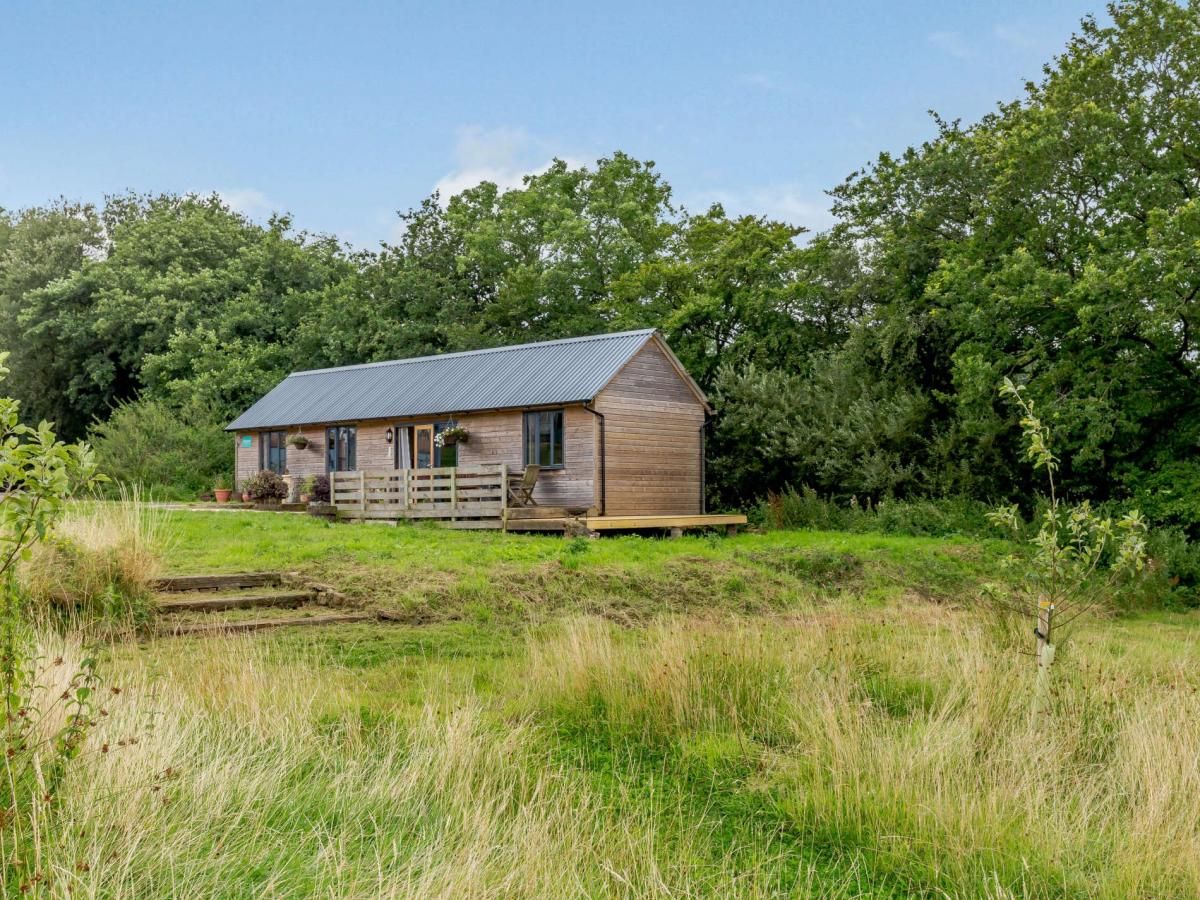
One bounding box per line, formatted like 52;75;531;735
523;409;565;469
325;425;357;473
259;430;287;474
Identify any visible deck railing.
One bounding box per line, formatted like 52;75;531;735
331;464;508;528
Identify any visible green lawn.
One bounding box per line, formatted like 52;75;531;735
19;511;1199;897
163;510;1013;624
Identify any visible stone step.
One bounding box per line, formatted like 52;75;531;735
156;591;315;613
157;611;376;637
153;572;284;593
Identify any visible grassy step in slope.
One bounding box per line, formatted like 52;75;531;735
156;590;315;613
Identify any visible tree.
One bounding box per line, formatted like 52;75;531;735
829;0;1200;510
988;379;1147;670
0;202;105;438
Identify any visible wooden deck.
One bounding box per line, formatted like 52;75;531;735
331;467;746;534
504;512;747;534
586;514;746;531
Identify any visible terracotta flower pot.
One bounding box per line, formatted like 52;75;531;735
300;494;310;504
214;489;232;503
241;491;251;503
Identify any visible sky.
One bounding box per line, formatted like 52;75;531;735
1;0;1103;249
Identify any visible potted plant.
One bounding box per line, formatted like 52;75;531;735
214;473;233;503
435;423;469;447
243;469;289;506
287;431;311;450
299;475;316;504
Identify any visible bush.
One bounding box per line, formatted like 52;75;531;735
89;398;230;500
1139;526;1200;608
311;474;330;503
757;486;1005;539
243;469;288;502
19;490;168;632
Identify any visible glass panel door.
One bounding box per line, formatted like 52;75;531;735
414;425;434;469
325;426;357;472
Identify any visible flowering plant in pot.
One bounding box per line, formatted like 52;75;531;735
243;469;289;504
311;474;330;503
435;423;468;447
287;431;311;450
213;473;233;503
299;475;316;504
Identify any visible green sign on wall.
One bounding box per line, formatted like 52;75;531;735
240;435;252;448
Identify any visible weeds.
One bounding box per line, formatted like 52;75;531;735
19;488;169;634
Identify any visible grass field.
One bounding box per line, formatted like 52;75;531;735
13;511;1200;897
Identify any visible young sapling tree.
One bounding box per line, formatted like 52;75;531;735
988;378;1148;670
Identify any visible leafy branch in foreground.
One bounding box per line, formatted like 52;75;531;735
987;378;1148;670
0;350;113;884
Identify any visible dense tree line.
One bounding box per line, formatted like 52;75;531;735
1;0;1197;533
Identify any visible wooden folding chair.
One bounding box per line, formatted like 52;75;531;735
508;464;539;507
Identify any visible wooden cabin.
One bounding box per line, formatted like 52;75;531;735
226;329;744;533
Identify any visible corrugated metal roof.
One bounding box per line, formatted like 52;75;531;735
226;328;659;431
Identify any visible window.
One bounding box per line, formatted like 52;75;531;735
523;410;564;468
434;423;457;468
326;426;357;472
259;430;287;474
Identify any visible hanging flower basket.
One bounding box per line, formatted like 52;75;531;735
435;424;469;447
287;433;311;449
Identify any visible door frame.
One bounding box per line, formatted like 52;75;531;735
413;424;435;469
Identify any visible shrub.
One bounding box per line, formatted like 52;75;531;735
243;469;288;502
89;398;230;500
311;474;330;503
1140;526;1200;608
757;486;1004;539
0;352;108;870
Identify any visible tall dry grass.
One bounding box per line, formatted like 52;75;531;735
7;604;1198;897
8;633;849;899
19;489;170;633
526;612;1200;897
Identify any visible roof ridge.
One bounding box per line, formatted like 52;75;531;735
288;327;657;378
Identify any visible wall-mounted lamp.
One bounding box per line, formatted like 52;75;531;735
385;427;394;444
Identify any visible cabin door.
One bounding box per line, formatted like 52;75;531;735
413;425;434;469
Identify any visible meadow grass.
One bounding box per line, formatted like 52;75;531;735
18;491;170;633
6;510;1199;897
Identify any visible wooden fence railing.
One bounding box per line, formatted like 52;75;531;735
331;465;507;528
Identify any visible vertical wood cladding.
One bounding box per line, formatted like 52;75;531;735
592;340;707;516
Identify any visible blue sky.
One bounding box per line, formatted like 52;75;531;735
1;1;1101;248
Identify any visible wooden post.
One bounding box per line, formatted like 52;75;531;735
669;527;683;539
499;463;508;530
1036;599;1055;671
358;470;366;520
450;468;458;522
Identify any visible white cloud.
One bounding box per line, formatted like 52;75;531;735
738;72;779;91
993;23;1037;50
927;30;972;59
432;126;583;202
215;188;275;220
697;184;835;235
